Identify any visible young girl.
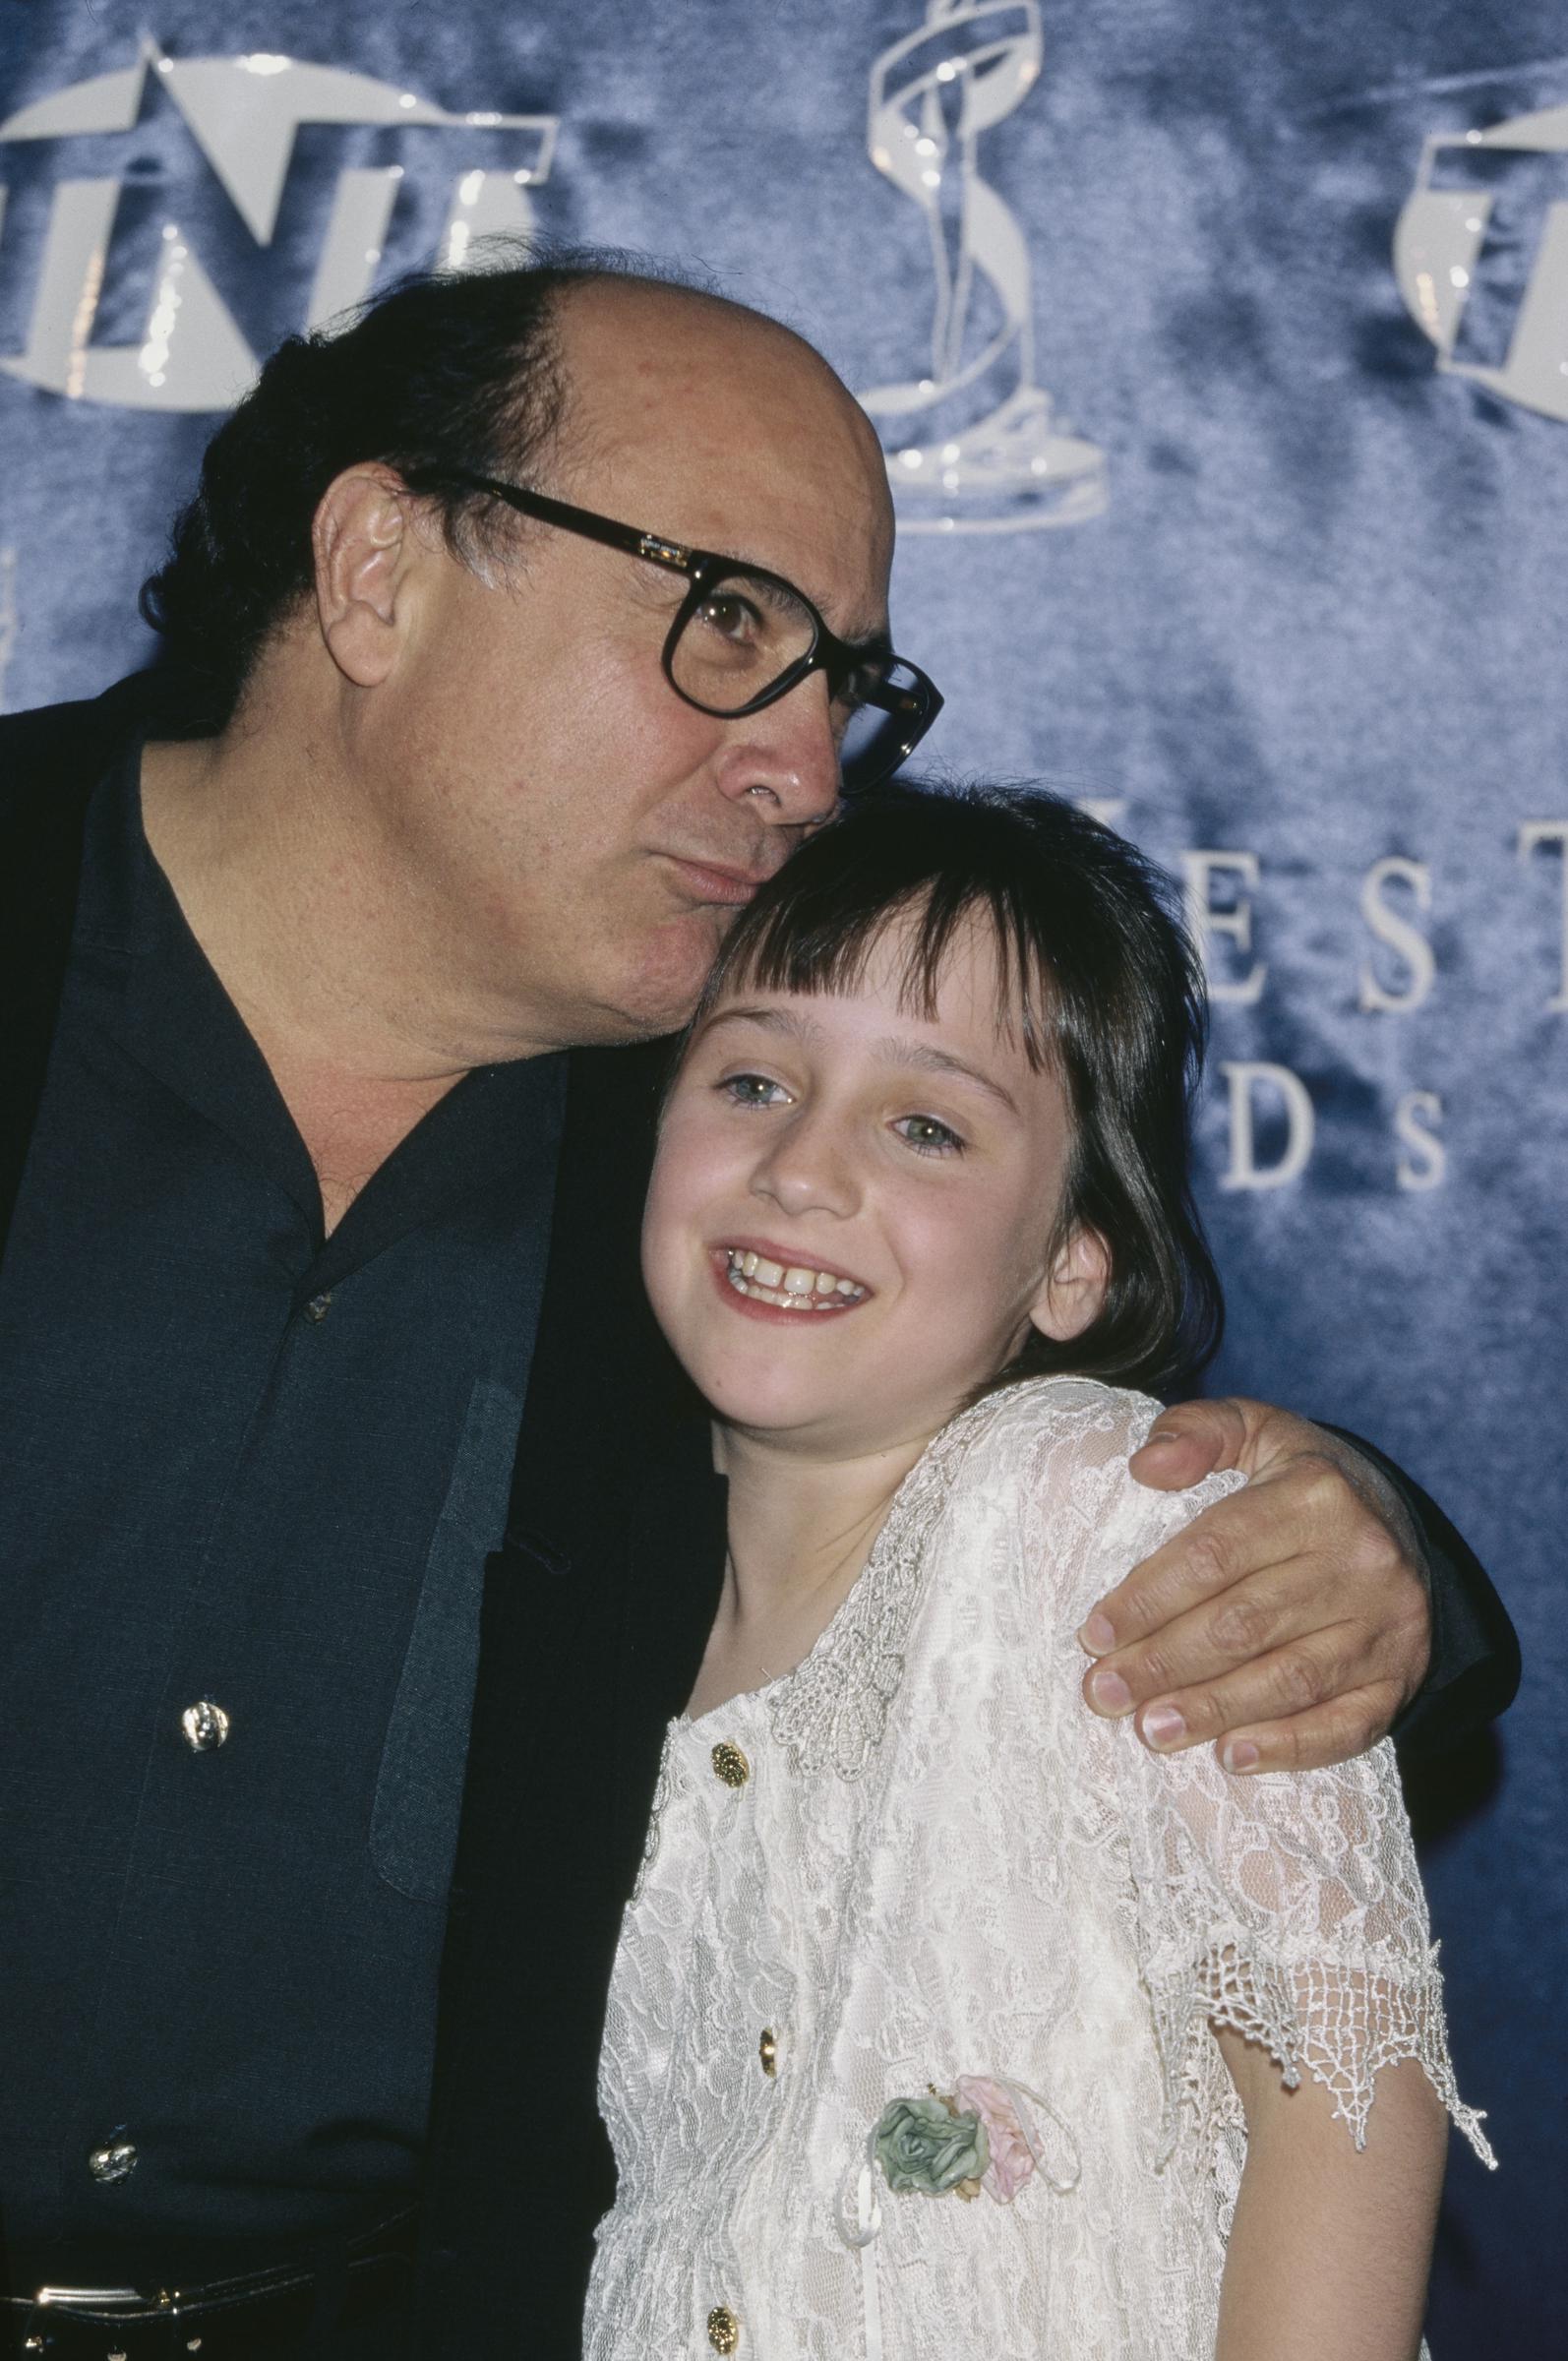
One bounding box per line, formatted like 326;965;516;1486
584;782;1491;2360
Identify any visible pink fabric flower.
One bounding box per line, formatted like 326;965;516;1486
953;2076;1037;2204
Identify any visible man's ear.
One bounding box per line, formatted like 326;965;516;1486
312;465;419;688
1028;1226;1112;1344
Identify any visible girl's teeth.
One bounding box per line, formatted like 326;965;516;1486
723;1249;866;1308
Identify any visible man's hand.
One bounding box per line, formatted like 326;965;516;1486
1078;1399;1432;1774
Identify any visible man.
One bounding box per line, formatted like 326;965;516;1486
0;257;1517;2359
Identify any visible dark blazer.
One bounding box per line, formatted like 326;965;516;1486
0;682;1521;2357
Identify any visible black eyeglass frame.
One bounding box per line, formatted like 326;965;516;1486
405;466;943;786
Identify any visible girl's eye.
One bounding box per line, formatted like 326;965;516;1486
718;1071;790;1109
893;1113;965;1157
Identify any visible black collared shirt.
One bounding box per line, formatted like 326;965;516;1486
0;747;566;2264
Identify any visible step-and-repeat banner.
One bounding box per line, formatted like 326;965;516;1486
1;1;1561;2337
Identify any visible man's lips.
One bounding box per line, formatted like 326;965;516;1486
658;852;779;906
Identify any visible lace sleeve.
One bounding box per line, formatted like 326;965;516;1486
1090;1470;1496;2173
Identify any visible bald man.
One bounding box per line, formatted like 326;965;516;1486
0;257;1516;2359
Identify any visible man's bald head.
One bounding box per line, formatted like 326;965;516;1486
555;279;887;524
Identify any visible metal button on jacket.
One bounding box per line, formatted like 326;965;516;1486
706;2305;741;2353
757;2028;777;2078
710;1740;750;1788
88;2139;138;2183
180;1700;230;1752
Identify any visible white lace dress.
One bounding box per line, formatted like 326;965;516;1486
584;1379;1492;2360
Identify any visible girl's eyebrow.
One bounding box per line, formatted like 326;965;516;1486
699;1005;1021;1117
701;1004;824;1042
708;1000;826;1029
872;1037;1021;1117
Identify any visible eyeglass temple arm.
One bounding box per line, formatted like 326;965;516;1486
411;467;695;574
837;652;941;720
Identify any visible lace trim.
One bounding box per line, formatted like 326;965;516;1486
765;1393;1007;1781
1148;1936;1496;2171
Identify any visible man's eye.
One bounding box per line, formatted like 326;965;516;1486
695;592;763;645
894;1114;965;1156
718;1071;788;1108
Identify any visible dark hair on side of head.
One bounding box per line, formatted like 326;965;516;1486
687;779;1224;1398
138;243;702;732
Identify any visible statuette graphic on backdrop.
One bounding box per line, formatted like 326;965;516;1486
0;39;556;409
1395;98;1568;424
860;0;1107;532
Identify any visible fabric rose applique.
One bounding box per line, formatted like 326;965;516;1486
873;2078;1039;2206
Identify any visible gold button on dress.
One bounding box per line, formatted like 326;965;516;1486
710;1740;750;1788
706;2305;740;2353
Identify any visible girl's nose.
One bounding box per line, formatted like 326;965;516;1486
751;1111;859;1219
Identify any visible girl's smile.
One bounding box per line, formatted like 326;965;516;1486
716;1240;871;1315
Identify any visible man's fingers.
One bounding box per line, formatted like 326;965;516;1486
1138;1625;1378;1750
1078;1446;1422;1664
1081;1568;1361;1717
1083;1614;1372;1734
1077;1484;1264;1658
1124;1396;1250;1493
1209;1685;1405;1777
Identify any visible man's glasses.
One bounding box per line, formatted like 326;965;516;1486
407;468;942;793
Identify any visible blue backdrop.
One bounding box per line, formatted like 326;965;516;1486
1;4;1562;2346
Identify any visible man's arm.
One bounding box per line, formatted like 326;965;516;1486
1320;1423;1520;1760
1075;1398;1520;1773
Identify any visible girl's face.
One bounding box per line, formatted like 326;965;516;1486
642;914;1109;1461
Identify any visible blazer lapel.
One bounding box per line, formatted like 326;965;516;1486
432;1032;723;2083
421;1034;725;2347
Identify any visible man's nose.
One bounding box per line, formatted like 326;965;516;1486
717;670;841;832
751;1105;859;1219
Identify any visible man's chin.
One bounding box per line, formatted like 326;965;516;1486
631;910;739;1028
572;940;720;1047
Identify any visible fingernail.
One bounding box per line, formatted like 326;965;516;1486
1141;1429;1181;1453
1077;1611;1116;1655
1224;1739;1260;1775
1142;1703;1185;1750
1088;1667;1132;1716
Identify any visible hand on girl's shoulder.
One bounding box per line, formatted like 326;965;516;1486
947;1374;1247;1636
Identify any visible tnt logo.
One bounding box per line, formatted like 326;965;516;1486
1395;101;1568;423
0;40;556;410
